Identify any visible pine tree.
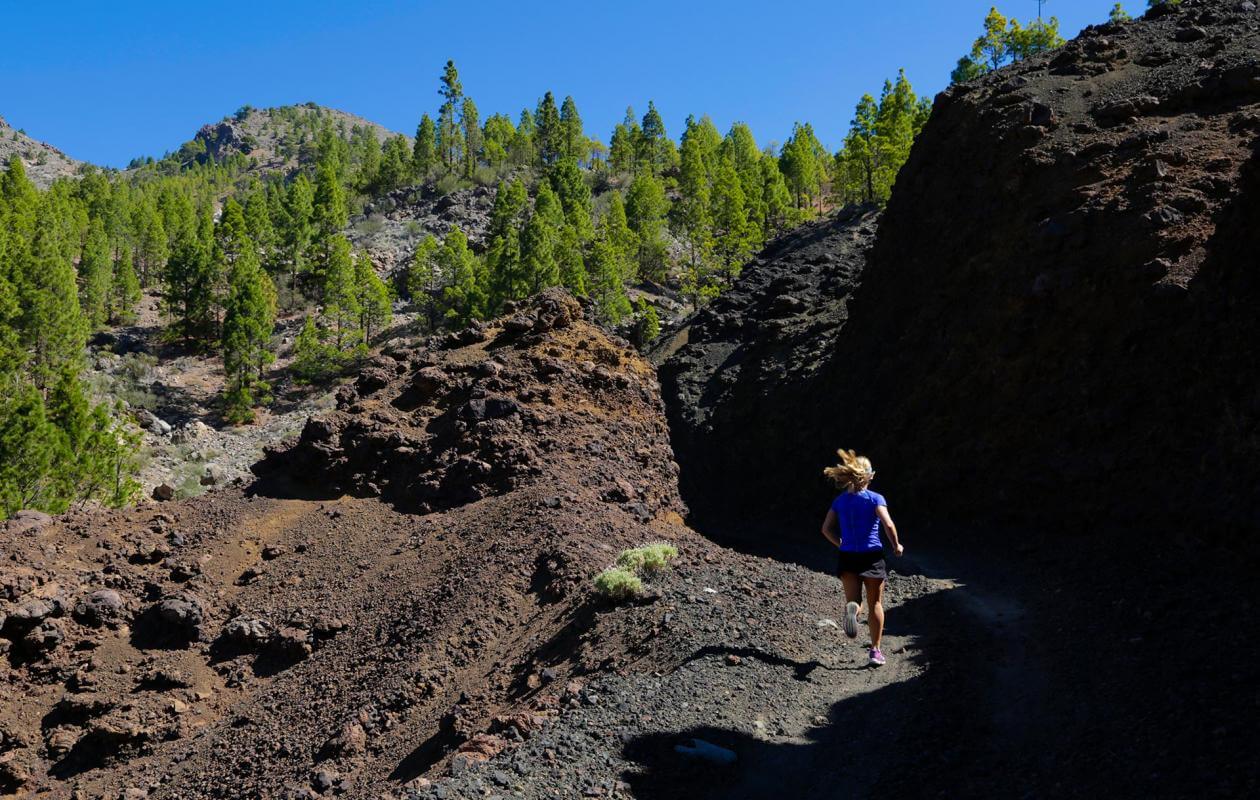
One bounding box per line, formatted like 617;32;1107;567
438;61;464;172
638;102;669;175
310;160;348;292
23;203;88;389
835;73;931;206
674;130;713;293
109;248;141;324
557;223;587;296
779;123;822;212
725;123;767;246
0;383;58;515
438;227;485;326
164;209;214;345
414;113;437;177
510;109;536;165
873;71;919;201
407;234;442;329
548;158;594;241
633;297;660;346
559;96;585;162
600;193;636;280
135;203;168;286
710;148;754;278
976;7;1013;70
482;113;516;168
485;179;529;308
46;368;139;509
951;55;988;84
244;187;277;275
291;314;338;382
535;92;562;166
220;243;277;424
625;172;669;281
322;235;361;351
1010;16;1065;60
351;126;382;192
354;251;392;342
461;98;483;179
378;135;414;193
521;208;558;295
609;107;641;175
586;238;631;324
0;263;21;379
1110;3;1132;21
78;219;113;329
952;6;1066;83
838;94;880;204
282;173;314;302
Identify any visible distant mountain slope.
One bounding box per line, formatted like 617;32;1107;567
0;115;85;188
134;104;406;176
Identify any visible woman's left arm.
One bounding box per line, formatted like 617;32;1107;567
876;506;904;556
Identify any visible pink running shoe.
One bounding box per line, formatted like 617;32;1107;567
868;648;886;666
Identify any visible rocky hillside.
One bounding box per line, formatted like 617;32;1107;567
349;184;497;275
0;115;84;188
1;292;950;798
148;104;402;174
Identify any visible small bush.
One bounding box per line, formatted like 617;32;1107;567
616;542;679;574
353;215;385;237
594;568;643;602
472;165;502;187
434;172;470;196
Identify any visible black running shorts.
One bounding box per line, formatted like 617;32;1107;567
837;550;887;580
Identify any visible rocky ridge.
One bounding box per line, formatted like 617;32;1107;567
156;104;402;175
0;115;85;188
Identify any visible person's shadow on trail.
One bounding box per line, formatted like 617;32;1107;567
617;585;1048;800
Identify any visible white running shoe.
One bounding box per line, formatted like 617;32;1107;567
843;601;859;639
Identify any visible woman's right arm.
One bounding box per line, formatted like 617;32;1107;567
821;509;841;549
876;506;904;556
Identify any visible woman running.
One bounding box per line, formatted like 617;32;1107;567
820;449;903;666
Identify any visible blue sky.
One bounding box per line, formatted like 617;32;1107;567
2;0;1122;167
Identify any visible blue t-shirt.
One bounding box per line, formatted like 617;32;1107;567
831;489;887;552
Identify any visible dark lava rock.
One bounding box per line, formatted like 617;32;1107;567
22;620;65;652
152;594;205;641
220;616;275;649
74;589;126;628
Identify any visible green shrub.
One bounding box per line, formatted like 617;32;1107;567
434;172;470;196
594;567;643;602
615;542;679;574
353;215;385;237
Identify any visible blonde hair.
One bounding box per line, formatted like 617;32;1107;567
824;448;875;492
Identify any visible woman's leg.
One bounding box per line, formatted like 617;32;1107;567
862;577;885;650
840;572;863;606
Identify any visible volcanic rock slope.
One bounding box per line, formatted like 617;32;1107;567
666;0;1260;539
659;1;1260;794
0;116;83;188
655;206;878;537
0;291;945;798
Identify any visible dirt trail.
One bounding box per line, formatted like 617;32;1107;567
635;538;1054;800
